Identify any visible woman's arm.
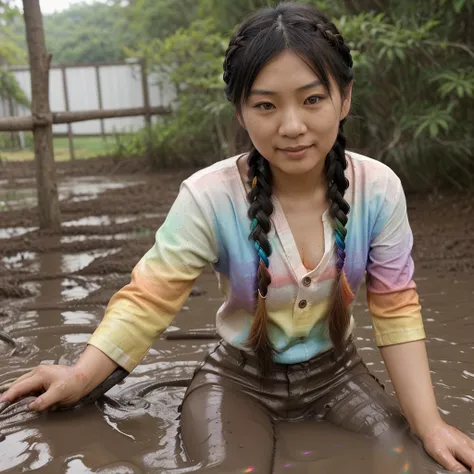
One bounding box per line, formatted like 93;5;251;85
1;181;218;409
0;345;118;410
381;340;474;472
87;181;219;373
365;171;474;472
380;340;440;437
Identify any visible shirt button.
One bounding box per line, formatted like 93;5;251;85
302;276;311;287
298;299;307;309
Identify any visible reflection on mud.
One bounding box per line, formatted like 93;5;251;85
0;176;145;211
0;228;36;240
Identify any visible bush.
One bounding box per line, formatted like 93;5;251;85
124;0;474;189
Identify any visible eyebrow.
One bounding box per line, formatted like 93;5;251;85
249;79;323;96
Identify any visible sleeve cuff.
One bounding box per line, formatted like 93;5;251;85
87;333;147;373
375;326;426;347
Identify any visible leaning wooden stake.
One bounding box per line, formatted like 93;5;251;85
23;0;61;231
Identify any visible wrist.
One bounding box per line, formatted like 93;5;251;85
410;413;444;440
73;345;118;395
69;364;93;397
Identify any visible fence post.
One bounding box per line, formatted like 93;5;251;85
23;0;61;231
140;58;152;160
95;65;106;140
7;97;20;149
61;65;75;160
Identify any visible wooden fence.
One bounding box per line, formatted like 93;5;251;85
0;59;173;160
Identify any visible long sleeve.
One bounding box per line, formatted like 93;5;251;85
366;174;426;346
87;181;219;372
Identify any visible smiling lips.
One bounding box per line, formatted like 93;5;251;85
279;144;313;157
281;145;310;151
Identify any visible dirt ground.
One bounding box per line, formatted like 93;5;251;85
0;156;473;474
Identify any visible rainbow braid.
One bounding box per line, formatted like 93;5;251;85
323;123;354;351
332;209;354;305
251;218;270;270
246;149;275;373
250;176;270;297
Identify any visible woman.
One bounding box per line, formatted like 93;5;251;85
2;3;473;473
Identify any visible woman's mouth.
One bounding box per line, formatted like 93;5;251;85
278;145;313;158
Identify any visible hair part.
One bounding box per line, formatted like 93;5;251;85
223;2;354;373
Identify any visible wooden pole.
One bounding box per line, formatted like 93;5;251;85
140;58;152;128
7;97;19;148
0;106;171;131
140;58;152;160
23;0;61;231
95;65;106;140
61;65;75;160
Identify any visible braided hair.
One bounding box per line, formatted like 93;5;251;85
223;2;354;373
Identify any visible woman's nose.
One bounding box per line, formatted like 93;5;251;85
278;109;307;138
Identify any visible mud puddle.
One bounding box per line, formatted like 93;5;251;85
0;157;472;473
0;176;146;212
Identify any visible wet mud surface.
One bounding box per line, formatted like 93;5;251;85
0;157;473;473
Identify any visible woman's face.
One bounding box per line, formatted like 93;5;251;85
238;50;352;178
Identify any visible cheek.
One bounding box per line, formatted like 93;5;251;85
244;115;274;147
313;108;340;148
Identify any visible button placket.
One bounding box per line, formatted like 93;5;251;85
298;299;307;309
295;275;312;320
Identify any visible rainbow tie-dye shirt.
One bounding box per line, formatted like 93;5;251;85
88;152;425;372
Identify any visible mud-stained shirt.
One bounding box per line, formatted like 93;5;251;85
88;151;425;372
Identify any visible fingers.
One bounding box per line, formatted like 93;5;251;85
0;373;45;404
0;370;36;402
464;432;474;452
10;370;35;386
455;446;474;474
427;445;468;473
0;370;41;403
28;385;64;412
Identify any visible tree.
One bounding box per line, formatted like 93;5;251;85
42;2;132;63
0;1;29;106
23;0;61;230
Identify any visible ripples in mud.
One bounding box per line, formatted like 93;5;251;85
1;274;472;473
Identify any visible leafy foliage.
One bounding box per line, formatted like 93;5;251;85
41;2;133;63
0;1;29;107
119;0;473;188
336;1;474;188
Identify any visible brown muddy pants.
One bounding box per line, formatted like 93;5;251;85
179;338;447;474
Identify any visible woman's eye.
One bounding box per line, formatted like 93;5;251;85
306;95;323;105
255;102;274;111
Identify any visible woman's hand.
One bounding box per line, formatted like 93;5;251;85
421;420;474;473
0;364;90;411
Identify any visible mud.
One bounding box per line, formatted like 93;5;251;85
0;156;473;473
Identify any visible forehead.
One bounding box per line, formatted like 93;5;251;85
251;49;321;91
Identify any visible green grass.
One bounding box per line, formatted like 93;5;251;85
0;136;114;162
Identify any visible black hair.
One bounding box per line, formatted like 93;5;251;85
223;2;354;374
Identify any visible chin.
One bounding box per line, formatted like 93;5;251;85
273;154;325;176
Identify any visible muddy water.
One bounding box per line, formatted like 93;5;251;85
0;159;473;473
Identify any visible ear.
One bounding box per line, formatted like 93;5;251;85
340;81;353;121
234;106;246;130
